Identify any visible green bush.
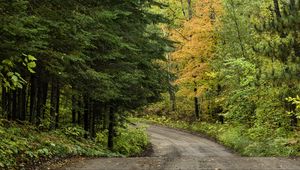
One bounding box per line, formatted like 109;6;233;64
114;126;149;156
61;126;87;139
96;129;108;147
219;125;251;154
0;120;121;169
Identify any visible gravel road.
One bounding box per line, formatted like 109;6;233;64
56;125;300;170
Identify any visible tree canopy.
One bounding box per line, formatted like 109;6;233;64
0;0;171;148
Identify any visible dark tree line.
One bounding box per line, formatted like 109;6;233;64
0;0;171;149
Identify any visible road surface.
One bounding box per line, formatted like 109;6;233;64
56;125;300;170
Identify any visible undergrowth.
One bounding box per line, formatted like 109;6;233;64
0;119;148;169
96;125;149;156
135;115;300;157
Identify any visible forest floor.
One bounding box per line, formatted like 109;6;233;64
53;125;300;170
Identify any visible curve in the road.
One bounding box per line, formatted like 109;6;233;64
56;125;300;170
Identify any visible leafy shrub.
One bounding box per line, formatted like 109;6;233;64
95;129;108;147
0;120;119;169
113;126;149;156
95;125;149;156
286;95;300;119
219;125;251;153
61;126;87;139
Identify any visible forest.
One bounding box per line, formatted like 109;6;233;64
144;0;300;156
0;0;170;168
0;0;300;169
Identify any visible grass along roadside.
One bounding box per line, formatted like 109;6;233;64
131;115;300;157
0;119;149;169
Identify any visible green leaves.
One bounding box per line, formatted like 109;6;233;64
23;54;37;73
286;96;300;119
62;126;87;139
37;148;50;157
113;125;149;156
0;120;123;169
2;59;14;67
0;54;36;90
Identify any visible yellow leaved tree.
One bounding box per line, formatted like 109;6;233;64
169;0;222;119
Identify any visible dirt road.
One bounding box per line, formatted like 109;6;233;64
56;125;300;170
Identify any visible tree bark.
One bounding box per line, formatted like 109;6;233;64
36;78;43;125
12;90;17;121
103;104;109;130
273;0;281;18
7;91;12;120
108;105;115;150
187;0;192;20
169;87;176;111
2;86;7;117
29;75;37;123
72;96;76;125
50;78;56;129
193;80;200;119
55;82;60;128
83;96;89;138
91;102;96;138
20;87;27;121
17;89;22;120
194;88;199;119
167;54;176;112
41;81;48;119
77;99;82;125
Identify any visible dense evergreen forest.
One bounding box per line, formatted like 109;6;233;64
1;0;170;139
0;0;300;168
0;0;170;168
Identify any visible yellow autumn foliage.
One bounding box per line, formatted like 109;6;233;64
169;0;222;97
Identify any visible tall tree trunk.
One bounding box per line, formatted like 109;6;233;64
77;99;82;125
7;91;12;120
72;96;76;125
273;0;281;18
108;105;115;150
193;80;200;119
89;101;93;134
41;81;48;119
17;89;22;120
194;87;199;119
103;104;108;130
2;86;7;117
91;102;96;138
12;90;17;121
187;0;192;20
166;54;176;111
98;103;104;130
36;78;43;125
169;87;176;112
83;96;89;138
50;78;56;129
20;87;27;121
55;82;60;128
29;75;37;123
